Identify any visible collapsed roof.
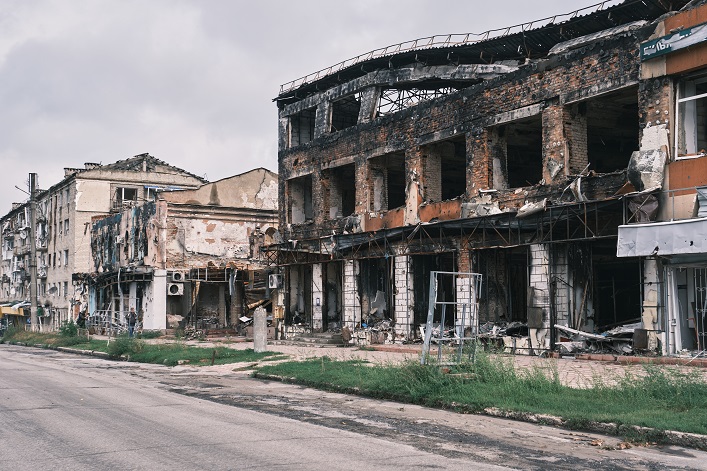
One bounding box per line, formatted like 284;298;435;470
277;0;691;105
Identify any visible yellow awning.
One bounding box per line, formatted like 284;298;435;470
0;306;25;318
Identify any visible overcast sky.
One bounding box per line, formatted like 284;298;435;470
0;0;608;213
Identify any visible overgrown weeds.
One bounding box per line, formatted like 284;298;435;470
255;351;707;436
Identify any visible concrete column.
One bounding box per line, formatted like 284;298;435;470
230;272;243;326
394;255;414;340
342;260;360;331
642;258;661;351
314;101;331;138
145;269;167;330
358;87;381;123
312;263;323;332
528;244;551;350
253;306;267;353
218;284;226;327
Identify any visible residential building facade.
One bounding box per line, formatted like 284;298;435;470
0;154;206;329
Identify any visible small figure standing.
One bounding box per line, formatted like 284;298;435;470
128;308;137;338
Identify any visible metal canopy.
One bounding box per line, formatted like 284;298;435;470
277;0;688;101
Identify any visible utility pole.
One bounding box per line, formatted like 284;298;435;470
28;173;38;332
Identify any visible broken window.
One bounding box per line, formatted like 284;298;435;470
330;94;360;132
289;107;316;147
378;87;455;116
368;152;406;212
677;74;707;159
493;115;543;188
585;87;639;172
325;164;356;219
412;253;456;326
287;175;314;224
113;186;138;212
421;136;466;202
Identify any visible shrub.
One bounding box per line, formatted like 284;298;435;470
107;335;143;358
59;320;78;338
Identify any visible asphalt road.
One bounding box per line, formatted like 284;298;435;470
1;344;706;470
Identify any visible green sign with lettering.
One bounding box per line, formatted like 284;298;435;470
641;22;707;61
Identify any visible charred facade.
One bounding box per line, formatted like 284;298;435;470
273;0;704;353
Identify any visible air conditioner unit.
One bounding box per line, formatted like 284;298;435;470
171;271;186;282
268;273;283;289
115;235;124;245
167;282;184;296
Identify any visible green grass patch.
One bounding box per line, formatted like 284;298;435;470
255;354;707;436
120;340;276;366
2;329;283;366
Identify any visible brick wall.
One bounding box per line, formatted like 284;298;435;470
278;34;641;238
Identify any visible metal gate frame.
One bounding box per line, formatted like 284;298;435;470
421;271;482;365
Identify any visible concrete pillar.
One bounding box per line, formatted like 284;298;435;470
218;284;226;327
146;269;167;330
230;272;243;326
358;87;381;123
253;306;267;353
394;255;414;340
314;101;331;138
528;244;551;350
642;258;660;351
312;263;324;332
342;260;360;331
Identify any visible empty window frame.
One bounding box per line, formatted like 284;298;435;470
503;115;543;188
290;107;316;147
330;94;361;133
677;74;707;159
378;87;455;116
421;136;467;202
287;175;314;224
113;187;138;211
586;87;639;172
325;164;356;219
368;152;406;212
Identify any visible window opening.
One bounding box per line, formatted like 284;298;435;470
331;94;361;132
287;175;314;224
326;164;356;219
677;74;707;159
586;87;638;172
290;107;316;147
368;152;406;212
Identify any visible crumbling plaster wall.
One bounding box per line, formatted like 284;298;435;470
162;169;278;211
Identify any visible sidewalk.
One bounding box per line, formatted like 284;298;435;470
97;334;707;389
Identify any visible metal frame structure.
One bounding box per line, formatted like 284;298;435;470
420;271;482;365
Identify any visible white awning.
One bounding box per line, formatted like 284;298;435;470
617;218;707;257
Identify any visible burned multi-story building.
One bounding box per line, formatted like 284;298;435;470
274;0;701;351
1;154;206;330
87;168;278;332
